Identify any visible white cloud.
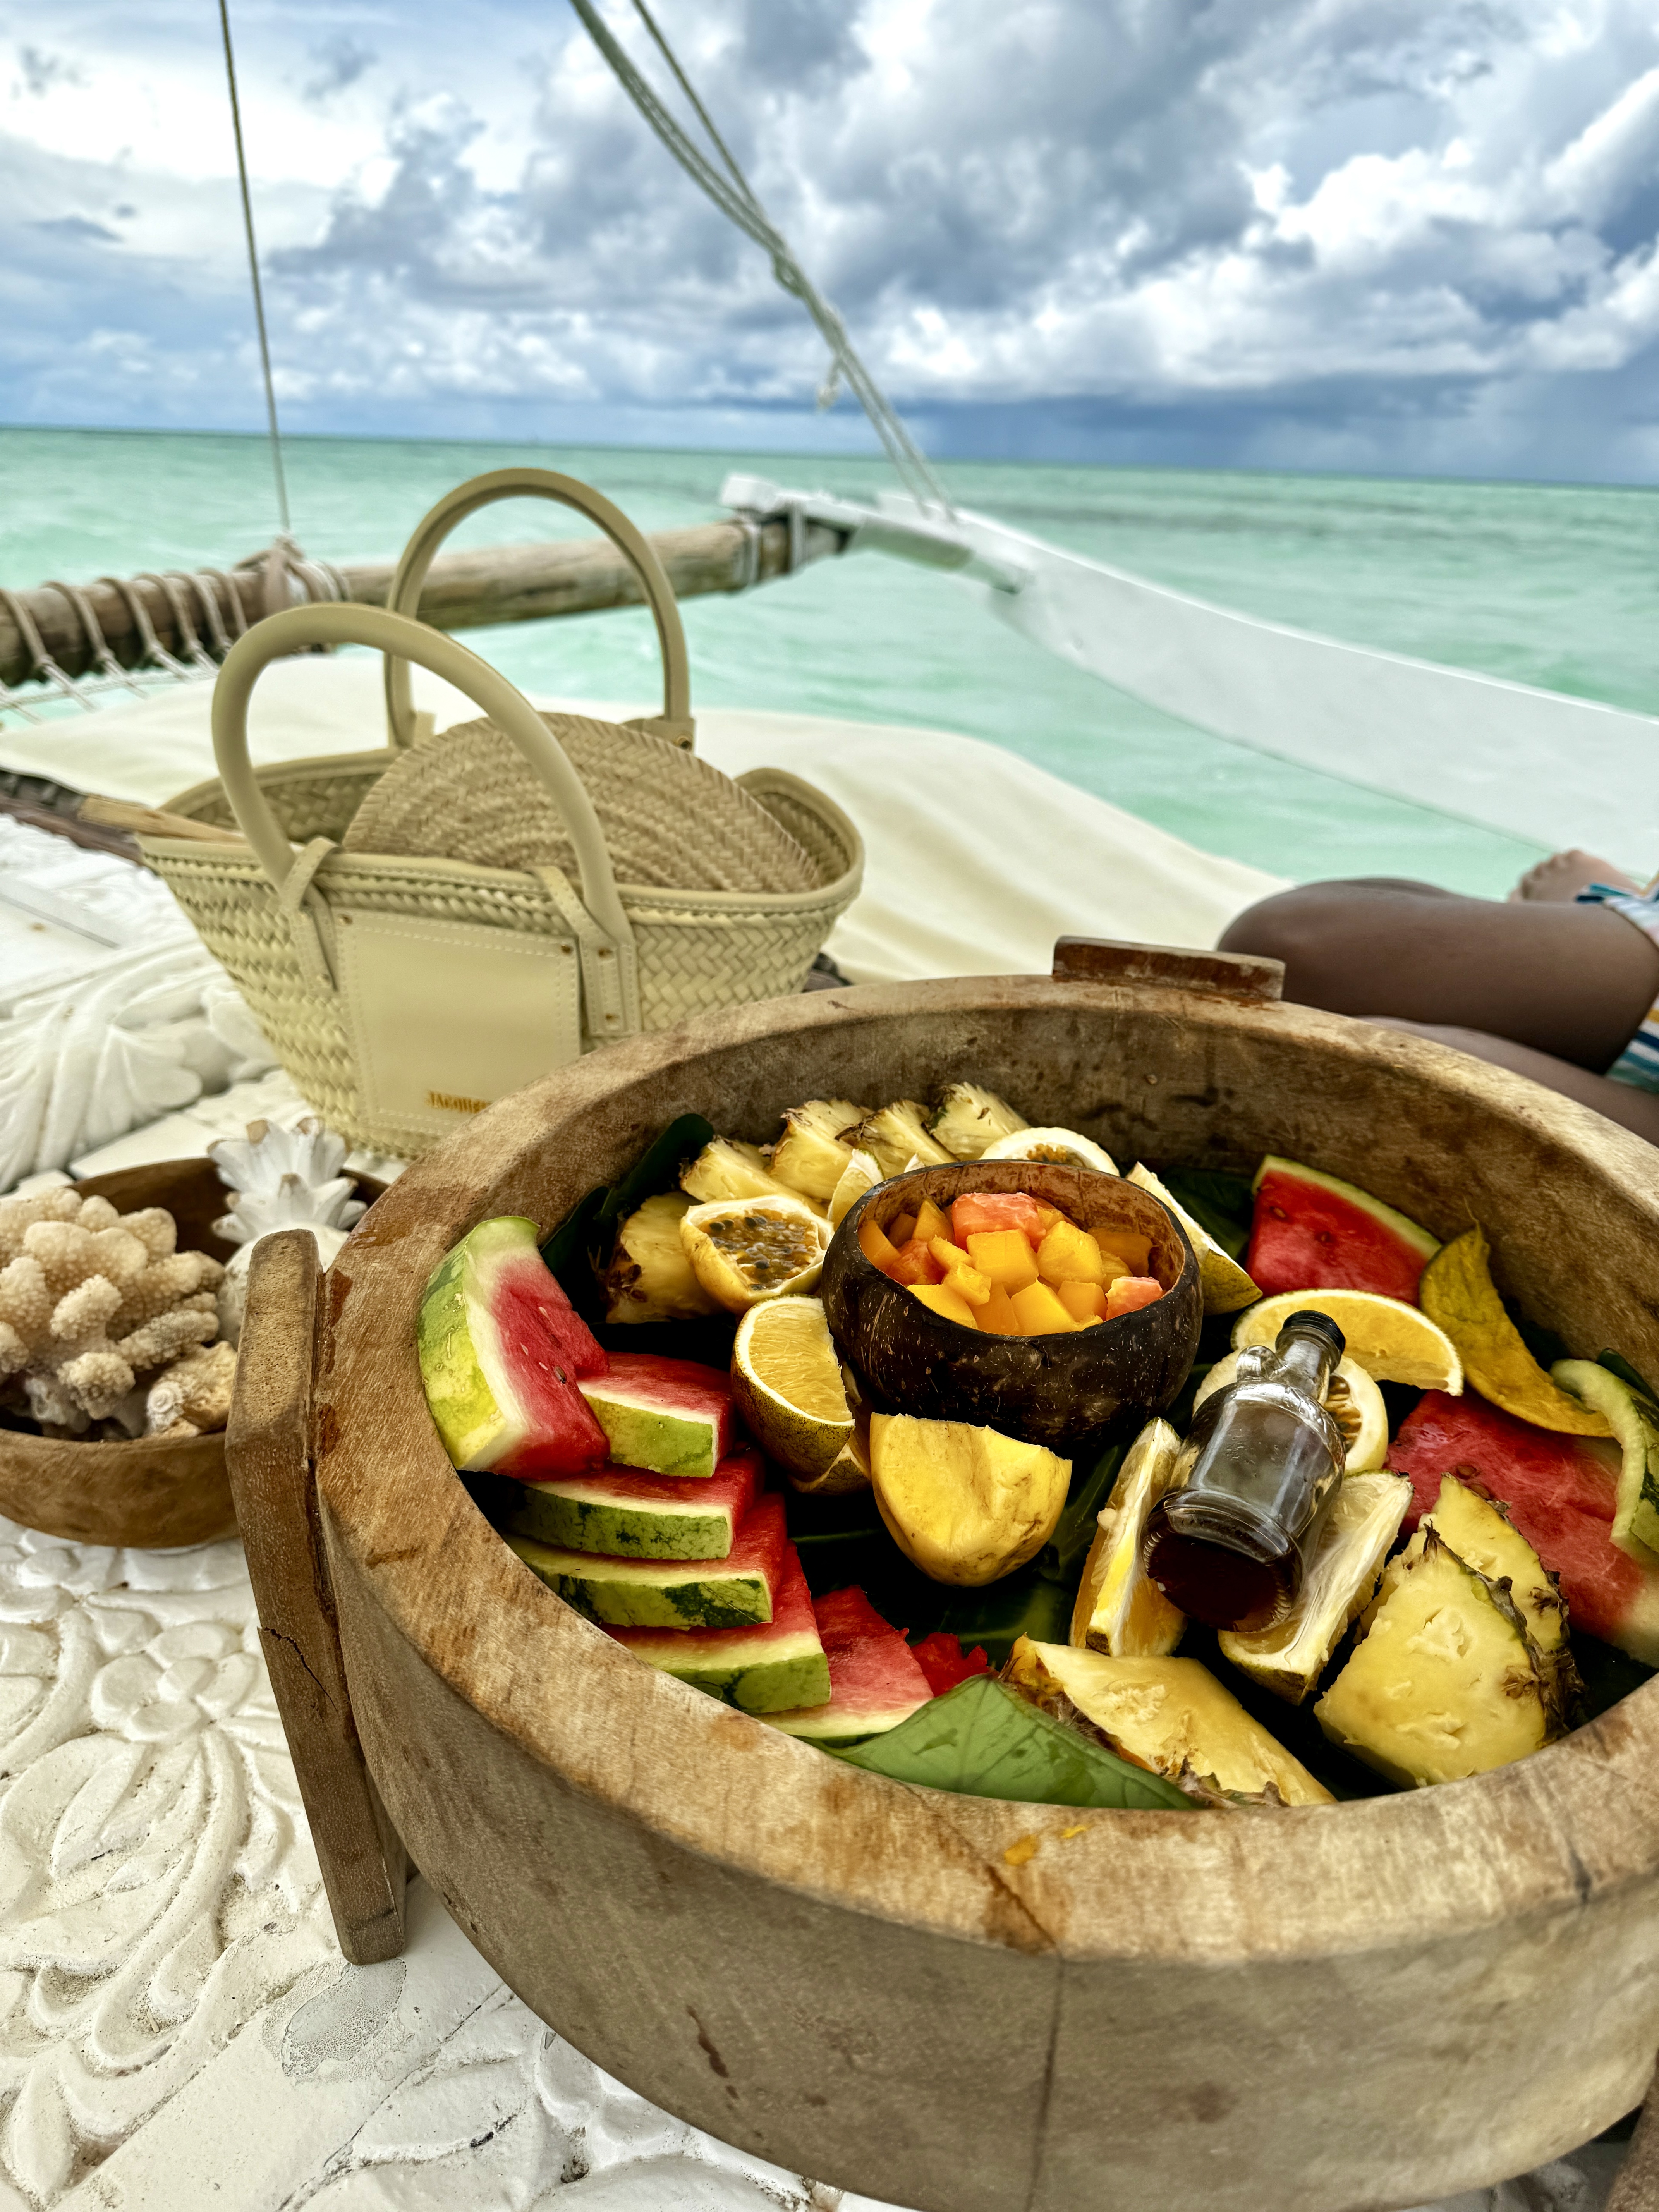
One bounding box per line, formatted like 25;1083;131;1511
1;0;1656;477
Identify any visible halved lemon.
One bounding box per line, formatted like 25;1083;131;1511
1195;1349;1390;1472
1231;1290;1463;1395
731;1295;862;1486
679;1195;831;1314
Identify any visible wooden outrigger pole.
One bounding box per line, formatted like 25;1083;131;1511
0;514;848;697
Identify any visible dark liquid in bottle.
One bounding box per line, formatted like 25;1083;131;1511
1142;1521;1293;1634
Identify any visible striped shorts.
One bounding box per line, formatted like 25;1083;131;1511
1577;884;1659;1090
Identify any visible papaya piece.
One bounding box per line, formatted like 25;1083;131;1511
1420;1228;1613;1437
1105;1276;1163;1319
951;1192;1049;1247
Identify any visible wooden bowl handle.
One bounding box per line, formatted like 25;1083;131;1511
1053;935;1285;1002
227;1228;407;1964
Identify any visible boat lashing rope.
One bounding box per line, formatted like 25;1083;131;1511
218;0;291;540
569;0;955;522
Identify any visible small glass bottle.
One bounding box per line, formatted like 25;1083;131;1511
1142;1311;1348;1633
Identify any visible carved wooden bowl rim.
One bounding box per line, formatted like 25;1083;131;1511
315;976;1659;1968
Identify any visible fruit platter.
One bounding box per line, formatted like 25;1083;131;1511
231;959;1659;2212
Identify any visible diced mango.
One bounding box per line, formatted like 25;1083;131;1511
914;1198;954;1247
1030;1201;1066;1233
890;1237;946;1287
929;1235;974;1274
1036;1221;1106;1285
1097;1229;1152;1273
1056;1279;1109;1324
1105;1274;1163;1318
910;1280;979;1328
1009;1280;1080;1335
943;1262;993;1308
859;1215;902;1273
951;1193;1048;1247
889;1212;918;1249
975;1286;1024;1335
966;1228;1039;1291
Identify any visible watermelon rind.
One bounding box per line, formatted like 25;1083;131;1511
1553;1359;1659;1563
1249;1156;1439;1303
765;1587;933;1746
611;1545;831;1713
418;1217;608;1476
491;1449;759;1561
508;1534;776;1628
577;1354;733;1480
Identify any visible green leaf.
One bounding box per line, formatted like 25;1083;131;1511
836;1676;1192;1811
1038;1442;1125;1586
1157;1168;1254;1261
1599;1349;1659;1408
539;1113;715;1280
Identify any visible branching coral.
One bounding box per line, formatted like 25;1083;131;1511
0;1190;225;1437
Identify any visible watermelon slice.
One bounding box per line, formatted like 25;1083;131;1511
492;1447;762;1561
766;1587;934;1747
909;1631;993;1695
419;1217;609;1479
607;1541;832;1714
577;1353;734;1480
509;1491;787;1629
1247;1157;1439;1304
1388;1391;1659;1664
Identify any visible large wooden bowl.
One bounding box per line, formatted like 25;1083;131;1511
231;954;1659;2212
821;1159;1201;1444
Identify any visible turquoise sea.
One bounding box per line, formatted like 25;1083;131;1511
4;425;1657;893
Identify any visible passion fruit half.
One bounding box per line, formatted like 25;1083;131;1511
820;1161;1202;1449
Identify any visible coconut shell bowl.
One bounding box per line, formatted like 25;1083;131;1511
822;1159;1201;1446
228;938;1659;2212
0;1155;382;1551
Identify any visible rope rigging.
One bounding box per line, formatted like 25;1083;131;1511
568;0;954;520
217;0;292;540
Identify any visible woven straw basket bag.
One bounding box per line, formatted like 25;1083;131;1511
141;469;863;1158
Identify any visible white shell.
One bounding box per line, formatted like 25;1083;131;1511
980;1126;1119;1175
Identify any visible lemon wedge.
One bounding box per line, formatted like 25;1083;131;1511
679;1195;831;1314
731;1296;865;1489
1231;1290;1463;1394
1195;1349;1390;1472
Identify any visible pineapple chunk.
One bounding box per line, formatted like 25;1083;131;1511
1056;1279;1109;1325
1035;1220;1106;1285
682;1137;820;1214
910;1280;978;1328
1219;1472;1412;1704
1316;1528;1565;1788
769;1099;869;1206
913;1197;953;1246
1008;1640;1334;1806
1070;1417;1185;1657
602;1190;723;1324
1367;1476;1571;1670
928;1083;1029;1160
828;1147;883;1228
858;1102;955;1179
976;1286;1022;1335
1096;1228;1152;1273
1009;1281;1079;1334
965;1229;1039;1291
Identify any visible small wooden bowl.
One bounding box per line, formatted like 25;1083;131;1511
820;1160;1202;1447
0;1156;381;1550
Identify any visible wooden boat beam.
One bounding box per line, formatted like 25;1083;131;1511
0;514;849;692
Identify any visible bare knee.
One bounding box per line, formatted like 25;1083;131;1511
1219;880;1461;1012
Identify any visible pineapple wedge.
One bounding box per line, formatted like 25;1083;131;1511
1008;1639;1334;1806
769;1099;869;1206
681;1137;823;1216
858;1102;955;1180
1316;1527;1567;1788
1070;1418;1185;1657
928;1083;1029;1160
602;1191;721;1324
1218;1471;1412;1704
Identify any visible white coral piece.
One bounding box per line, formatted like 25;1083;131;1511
0;1191;224;1436
209;1116;367;1346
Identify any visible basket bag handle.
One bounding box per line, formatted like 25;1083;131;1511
211;602;640;1032
383;467;694;753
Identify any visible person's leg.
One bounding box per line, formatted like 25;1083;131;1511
1220;878;1659;1070
1509;851;1638;903
1367;1018;1659;1147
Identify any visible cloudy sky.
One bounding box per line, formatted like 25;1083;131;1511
2;0;1657;479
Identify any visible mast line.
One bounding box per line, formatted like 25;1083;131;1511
217;0;292;538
